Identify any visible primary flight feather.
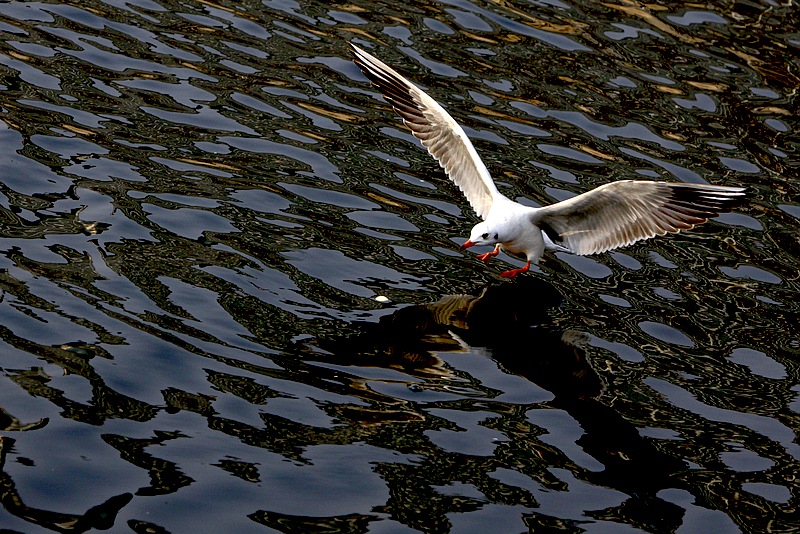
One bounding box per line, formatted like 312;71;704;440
350;43;746;278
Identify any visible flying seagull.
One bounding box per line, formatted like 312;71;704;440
350;44;746;278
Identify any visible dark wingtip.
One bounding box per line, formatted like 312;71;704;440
667;183;748;216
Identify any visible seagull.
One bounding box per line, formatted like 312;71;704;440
350;44;746;278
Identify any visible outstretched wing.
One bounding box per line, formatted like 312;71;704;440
534;181;746;255
351;44;499;219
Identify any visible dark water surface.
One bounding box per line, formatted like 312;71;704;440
1;0;799;532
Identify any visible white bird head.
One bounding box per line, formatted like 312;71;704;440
461;222;500;250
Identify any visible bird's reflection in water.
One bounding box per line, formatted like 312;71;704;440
322;278;688;532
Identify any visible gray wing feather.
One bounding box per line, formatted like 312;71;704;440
351;44;499;219
534;181;746;255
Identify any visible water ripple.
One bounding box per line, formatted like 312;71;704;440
0;0;798;532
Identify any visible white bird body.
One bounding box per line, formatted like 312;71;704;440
473;196;545;259
350;44;746;278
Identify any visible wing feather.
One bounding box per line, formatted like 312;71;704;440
534;181;746;255
351;44;499;219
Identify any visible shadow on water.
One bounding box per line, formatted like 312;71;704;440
314;277;687;532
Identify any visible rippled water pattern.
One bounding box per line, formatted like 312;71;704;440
1;0;799;532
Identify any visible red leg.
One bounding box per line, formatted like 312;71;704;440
500;261;531;278
476;244;500;264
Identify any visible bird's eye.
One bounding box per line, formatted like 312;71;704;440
481;232;489;239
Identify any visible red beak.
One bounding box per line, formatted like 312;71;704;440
459;240;476;252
